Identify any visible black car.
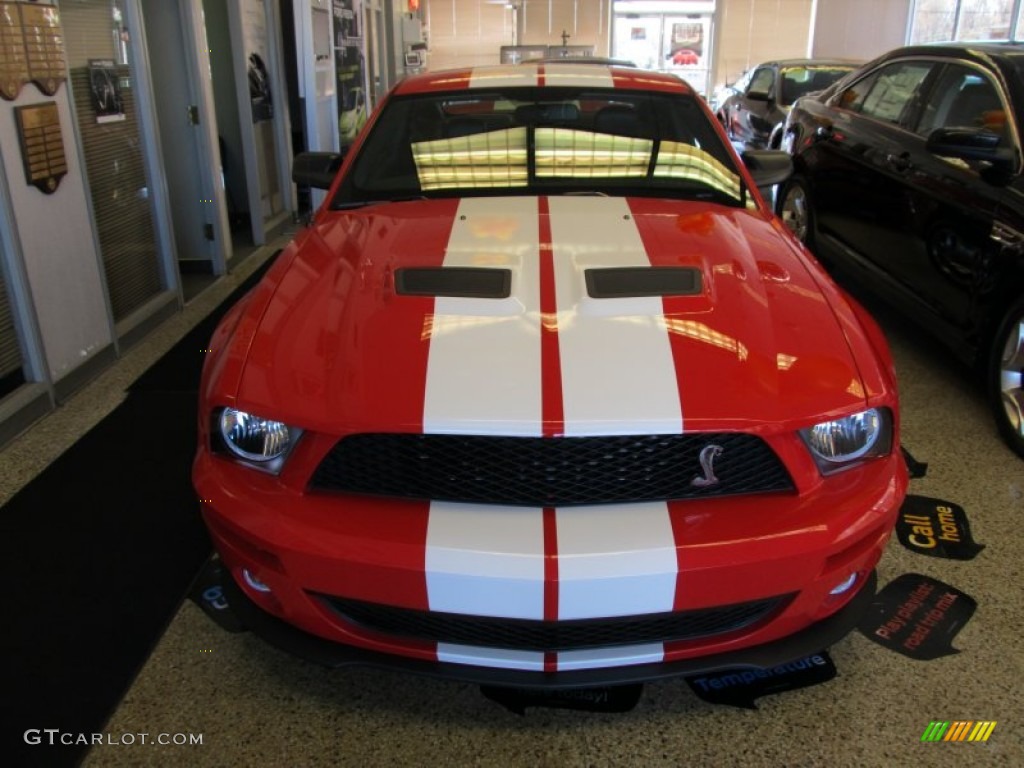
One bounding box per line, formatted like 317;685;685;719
777;42;1024;458
716;59;858;149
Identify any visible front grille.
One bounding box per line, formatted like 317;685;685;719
317;594;793;651
309;433;793;506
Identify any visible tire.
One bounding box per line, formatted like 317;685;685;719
989;297;1024;458
776;175;814;248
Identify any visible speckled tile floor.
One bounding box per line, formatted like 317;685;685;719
6;253;1023;767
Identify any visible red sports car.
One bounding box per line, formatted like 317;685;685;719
193;63;908;687
671;48;700;66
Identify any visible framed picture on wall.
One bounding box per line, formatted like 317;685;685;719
88;60;125;124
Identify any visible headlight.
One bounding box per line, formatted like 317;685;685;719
216;408;298;470
800;408;892;473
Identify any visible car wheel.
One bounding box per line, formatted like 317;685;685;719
990;297;1024;458
777;176;814;247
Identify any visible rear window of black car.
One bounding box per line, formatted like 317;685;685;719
331;88;747;208
779;66;855;105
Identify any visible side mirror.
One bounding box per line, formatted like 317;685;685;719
292;150;346;189
926;127;1014;165
742;149;793;188
746;88;772;103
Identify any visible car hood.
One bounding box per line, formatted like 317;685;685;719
233;196;875;435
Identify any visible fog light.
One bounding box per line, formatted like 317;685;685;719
242;568;272;593
830;572;858;596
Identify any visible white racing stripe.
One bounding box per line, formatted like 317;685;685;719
558;643;665;671
466;64;614;91
437;644;546;671
556;502;678;619
547;201;682;622
423;196;542;435
543;65;615;89
548;196;683;435
469;65;538;89
423;197;548;623
424;196;684;661
426;502;545;619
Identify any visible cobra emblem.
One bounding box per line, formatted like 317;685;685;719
691;444;724;488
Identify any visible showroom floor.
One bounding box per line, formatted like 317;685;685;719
5;239;1023;767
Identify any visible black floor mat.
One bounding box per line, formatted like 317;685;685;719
1;262;276;767
1;393;210;766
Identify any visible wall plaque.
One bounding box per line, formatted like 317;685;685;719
15;100;66;193
0;3;28;100
0;1;64;100
19;1;64;95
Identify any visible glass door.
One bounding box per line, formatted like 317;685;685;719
613;15;662;71
61;0;165;322
612;5;714;96
663;15;711;96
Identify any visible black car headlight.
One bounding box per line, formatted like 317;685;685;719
215;407;299;473
800;407;892;473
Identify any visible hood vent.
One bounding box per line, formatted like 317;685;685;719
395;267;512;299
585;267;702;299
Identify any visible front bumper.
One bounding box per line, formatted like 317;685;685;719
222;566;877;689
195;442;905;680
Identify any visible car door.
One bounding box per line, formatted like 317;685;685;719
895;63;1011;337
807;60;936;281
729;65;776;146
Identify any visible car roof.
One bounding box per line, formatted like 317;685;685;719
765;58;861;69
873;42;1024;103
874;40;1024;66
812;42;1024;124
909;40;1024;55
392;64;691;97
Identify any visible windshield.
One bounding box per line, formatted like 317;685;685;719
331;87;747;209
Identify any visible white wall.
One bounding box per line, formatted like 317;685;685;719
423;0;610;71
0;87;113;383
812;0;911;62
521;0;611;55
418;0;914;93
714;0;815;88
424;0;518;70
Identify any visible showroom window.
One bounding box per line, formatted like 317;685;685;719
909;0;1023;43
